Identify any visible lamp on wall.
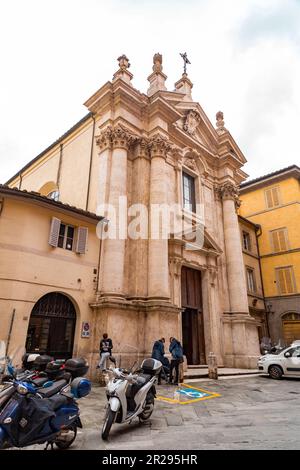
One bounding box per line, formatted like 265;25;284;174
266;302;273;313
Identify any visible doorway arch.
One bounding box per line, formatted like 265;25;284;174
25;292;76;359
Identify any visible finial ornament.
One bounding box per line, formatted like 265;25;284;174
117;54;130;70
153;53;163;73
216;111;227;135
180;52;191;74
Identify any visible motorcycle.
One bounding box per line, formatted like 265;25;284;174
102;357;162;440
0;358;91;450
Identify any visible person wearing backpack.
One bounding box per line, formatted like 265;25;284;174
169;337;183;385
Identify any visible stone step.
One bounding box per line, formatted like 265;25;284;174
184;367;260;379
186;364;209;369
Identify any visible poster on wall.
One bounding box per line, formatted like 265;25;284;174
81;322;90;338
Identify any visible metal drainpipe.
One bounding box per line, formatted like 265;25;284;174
85;115;96;211
256;224;271;338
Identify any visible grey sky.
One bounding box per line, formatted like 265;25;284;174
1;0;299;183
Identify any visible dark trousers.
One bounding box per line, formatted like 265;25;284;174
169;359;180;384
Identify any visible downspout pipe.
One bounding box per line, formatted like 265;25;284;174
86;114;96;211
256;224;271;338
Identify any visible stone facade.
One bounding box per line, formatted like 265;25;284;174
6;54;260;371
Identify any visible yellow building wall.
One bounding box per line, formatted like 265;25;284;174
239;176;300;299
0;197;101;361
8;116;101;213
239;177;300;217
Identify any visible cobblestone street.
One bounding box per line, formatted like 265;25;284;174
70;375;300;450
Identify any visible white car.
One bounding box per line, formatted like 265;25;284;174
257;341;300;379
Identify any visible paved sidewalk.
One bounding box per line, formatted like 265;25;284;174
73;374;300;450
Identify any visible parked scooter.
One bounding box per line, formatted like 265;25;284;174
0;358;91;450
102;357;162;440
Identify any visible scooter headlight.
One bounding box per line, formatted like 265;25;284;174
17;384;28;395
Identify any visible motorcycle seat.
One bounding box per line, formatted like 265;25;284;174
31;377;49;387
47;394;69;411
36;379;67;398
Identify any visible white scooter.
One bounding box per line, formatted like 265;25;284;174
101;357;162;440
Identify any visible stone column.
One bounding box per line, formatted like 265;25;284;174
97;125;137;297
148;136;171;300
219;182;249;313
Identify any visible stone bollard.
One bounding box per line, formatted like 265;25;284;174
208;352;218;380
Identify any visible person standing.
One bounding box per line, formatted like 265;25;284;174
169;337;183;385
97;333;113;371
151;337;169;384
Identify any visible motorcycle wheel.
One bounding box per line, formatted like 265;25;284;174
55;424;77;449
139;394;154;422
102;408;116;440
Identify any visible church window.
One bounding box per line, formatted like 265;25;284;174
182;172;196;213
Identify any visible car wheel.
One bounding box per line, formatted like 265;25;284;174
269;365;283;380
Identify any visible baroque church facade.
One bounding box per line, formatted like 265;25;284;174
5;54;260;369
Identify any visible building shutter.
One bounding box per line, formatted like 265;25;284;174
265;189;273;208
277;267;295;295
272;187;280;206
75;227;88;254
48;217;61;247
277;268;286;294
271;229;288;252
278;229;287;251
271;231;280;252
284;268;294;294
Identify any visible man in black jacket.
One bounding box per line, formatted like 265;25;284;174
97;333;113;371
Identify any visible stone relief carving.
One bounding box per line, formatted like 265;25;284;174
183;110;201;136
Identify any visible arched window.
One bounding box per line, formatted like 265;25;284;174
47;190;59;201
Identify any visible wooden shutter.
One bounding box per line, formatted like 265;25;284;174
265;189;273;208
271;231;280;252
75;227;88;254
277;267;295;294
271;229;287;252
284;268;294;294
278;229;287;251
272;187;280;206
48;217;61;247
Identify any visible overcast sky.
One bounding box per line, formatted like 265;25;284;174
1;0;299;183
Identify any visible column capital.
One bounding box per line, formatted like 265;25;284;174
215;182;241;208
96;125;139;152
111;125;139;150
148;135;172;159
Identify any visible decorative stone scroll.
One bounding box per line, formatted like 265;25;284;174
183;110;201;136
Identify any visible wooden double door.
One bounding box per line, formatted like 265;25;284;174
181;267;206;365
